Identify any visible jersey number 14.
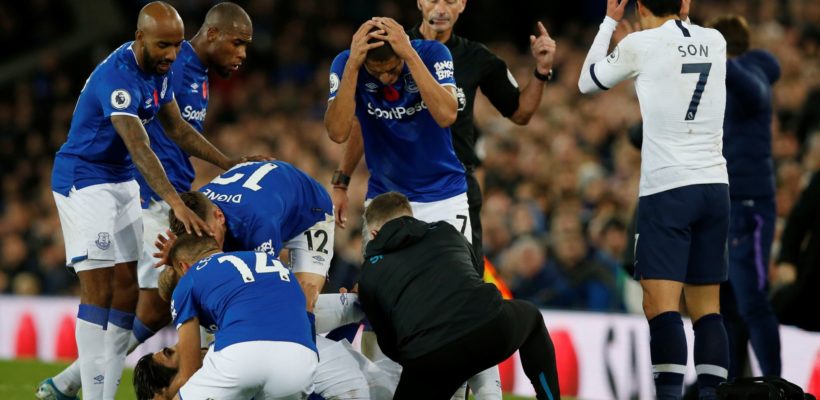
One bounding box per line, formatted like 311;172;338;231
218;253;291;283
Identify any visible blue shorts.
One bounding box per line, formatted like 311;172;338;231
635;184;729;284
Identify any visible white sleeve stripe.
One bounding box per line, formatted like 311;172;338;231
109;112;139;118
440;83;457;88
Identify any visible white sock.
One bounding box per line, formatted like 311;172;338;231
102;309;135;400
467;366;502;400
76;317;107;399
126;333;140;353
314;293;364;334
52;360;81;396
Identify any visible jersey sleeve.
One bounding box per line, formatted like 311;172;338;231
96;68;143;118
579;17;640;93
328;51;350;101
171;275;198;329
478;49;520;118
420;41;456;88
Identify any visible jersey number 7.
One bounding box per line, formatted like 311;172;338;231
681;63;712;121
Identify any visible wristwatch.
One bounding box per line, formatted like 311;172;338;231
534;68;553;82
331;170;351;188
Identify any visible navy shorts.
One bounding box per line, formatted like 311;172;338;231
634;184;729;284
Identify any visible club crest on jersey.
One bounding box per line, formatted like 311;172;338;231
170;300;177;320
365;82;379;93
160;76;168;99
95;232;111;250
607;46;620;63
110;89;131;110
256;239;276;256
404;75;419;93
329;73;340;94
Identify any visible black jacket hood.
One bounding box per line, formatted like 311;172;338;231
365;216;431;257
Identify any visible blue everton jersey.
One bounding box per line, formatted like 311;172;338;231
52;42;174;196
138;41;208;208
170;251;317;352
199;161;333;257
328;40;467;202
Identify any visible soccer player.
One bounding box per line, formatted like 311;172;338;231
708;15;782;379
324;18;506;397
167;161;373;399
333;1;557;276
48;2;263;399
324;17;468;236
38;4;255;400
358;192;561;400
152;234;318;399
579;0;730;399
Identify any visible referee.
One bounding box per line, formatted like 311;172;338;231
331;0;556;275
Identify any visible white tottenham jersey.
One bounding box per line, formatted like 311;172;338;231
579;17;728;196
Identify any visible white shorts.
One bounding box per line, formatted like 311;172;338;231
180;341;317;400
283;214;335;276
53;181;142;272
314;335;370;399
137;200;171;288
365;192;471;243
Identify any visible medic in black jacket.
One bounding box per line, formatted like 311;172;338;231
357;192;560;400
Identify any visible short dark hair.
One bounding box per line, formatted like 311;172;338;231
364;191;412;231
639;0;681;18
167;234;220;270
708;15;750;57
365;26;396;63
169;191;213;236
133;353;176;400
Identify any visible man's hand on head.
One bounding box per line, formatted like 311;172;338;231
371;17;415;61
349;20;385;68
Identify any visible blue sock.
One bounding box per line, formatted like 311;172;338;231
326;323;359;342
78;304;110;328
694;314;729;400
649;311;687;400
132;317;157;344
107;309;134;330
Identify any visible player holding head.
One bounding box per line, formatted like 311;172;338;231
579;0;729;399
47;2;268;398
38;4;257;400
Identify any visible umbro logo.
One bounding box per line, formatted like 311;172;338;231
365;82;379;93
93;374;104;384
191;82;199;93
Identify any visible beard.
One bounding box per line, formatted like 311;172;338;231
143;46;170;75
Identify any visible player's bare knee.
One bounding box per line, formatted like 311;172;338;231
137;289;171;330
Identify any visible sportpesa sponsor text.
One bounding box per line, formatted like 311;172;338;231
366;101;430;120
181;105;207;122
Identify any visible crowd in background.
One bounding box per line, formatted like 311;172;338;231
0;0;818;316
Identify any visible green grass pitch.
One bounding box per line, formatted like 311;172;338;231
0;359;542;399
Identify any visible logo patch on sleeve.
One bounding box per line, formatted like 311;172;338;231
607;46;620;63
110;89;131;110
329;73;340;94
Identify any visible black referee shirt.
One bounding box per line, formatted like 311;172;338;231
409;25;521;169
